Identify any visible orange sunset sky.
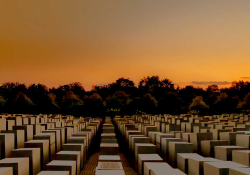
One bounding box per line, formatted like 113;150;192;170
0;0;250;91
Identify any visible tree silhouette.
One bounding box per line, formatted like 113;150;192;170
61;91;83;115
140;93;158;114
82;93;104;117
12;92;36;114
0;96;6;113
158;92;182;114
213;92;239;114
189;96;209;115
238;93;250;112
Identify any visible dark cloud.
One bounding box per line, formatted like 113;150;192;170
191;81;231;85
240;77;250;79
96;83;108;86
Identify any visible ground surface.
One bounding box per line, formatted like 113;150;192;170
80;152;137;175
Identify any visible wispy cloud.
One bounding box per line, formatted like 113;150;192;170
191;81;231;85
96;83;108;86
240;77;250;80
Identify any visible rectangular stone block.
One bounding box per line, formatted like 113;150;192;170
13;125;33;141
102;127;115;133
11;148;40;175
144;126;157;137
204;161;248;175
138;154;163;175
0;158;29;175
190;132;213;153
101;139;117;143
134;143;156;170
101;133;116;139
148;132;161;144
215;146;247;161
201;140;228;157
25;140;49;170
99;155;121;162
100;143;119;155
229;168;250;175
37;171;69;175
64;127;72;143
220;132;244;145
0;167;13;175
46;160;76;175
43;130;61;153
34;133;56;161
62;144;85;168
151;168;186;175
168;142;193;168
155;133;174;154
72;132;90;158
32;124;41;137
188;157;222;175
161;138;181;161
177;153;203;174
0;133;15;159
144;162;172;175
211;129;232;140
125;131;141;143
131;137;150;154
232;150;250;166
56;151;80;175
52;128;66;147
128;135;144;153
182;133;191;142
236;135;250;149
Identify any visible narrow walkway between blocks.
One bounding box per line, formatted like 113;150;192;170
80;153;137;175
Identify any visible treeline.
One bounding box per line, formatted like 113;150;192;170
0;76;250;116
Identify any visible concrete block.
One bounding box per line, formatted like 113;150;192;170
0;158;29;175
168;142;193;168
201;140;228;157
138;154;163;175
11;148;40;175
46;160;76;175
24;140;49;170
56;151;80;175
215;146;247;161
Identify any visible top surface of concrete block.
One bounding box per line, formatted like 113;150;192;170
233;150;250;153
99;155;121;161
205;161;248;168
135;143;155;147
26;140;49;143
177;153;203;159
37;171;69;175
100;143;119;147
47;160;76;166
216;146;246;149
57;151;81;155
0;157;28;163
229;168;250;174
138;154;163;160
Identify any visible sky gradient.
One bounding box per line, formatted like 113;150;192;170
1;0;250;90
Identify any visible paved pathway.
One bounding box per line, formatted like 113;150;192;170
80;153;137;175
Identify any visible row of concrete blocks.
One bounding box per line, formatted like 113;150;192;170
0;116;101;175
95;117;125;175
114;116;250;175
114;118;188;175
118;116;250;158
